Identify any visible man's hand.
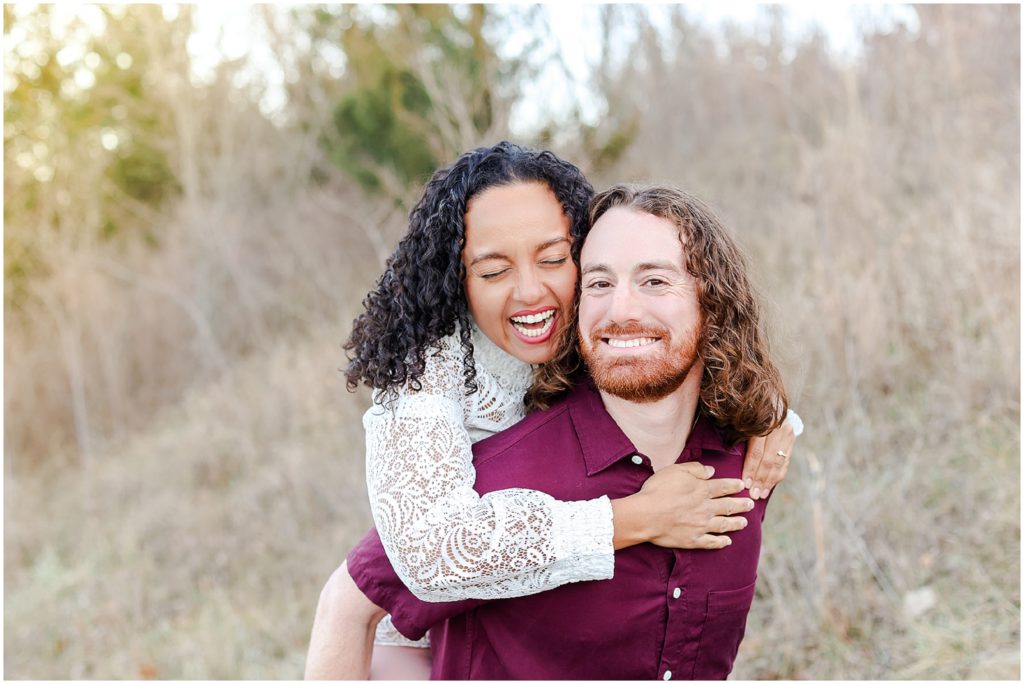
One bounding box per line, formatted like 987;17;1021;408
742;419;796;500
611;462;753;550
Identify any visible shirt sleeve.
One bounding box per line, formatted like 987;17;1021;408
348;528;482;641
363;336;615;602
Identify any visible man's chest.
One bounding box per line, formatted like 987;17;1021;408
451;440;765;680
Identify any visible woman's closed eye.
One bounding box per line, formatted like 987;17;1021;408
539;256;569;268
478;267;511;280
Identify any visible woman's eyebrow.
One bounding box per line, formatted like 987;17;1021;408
534;237;570;252
468;251;510;267
469;237;569;267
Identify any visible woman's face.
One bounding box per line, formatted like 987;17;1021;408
462;182;577;365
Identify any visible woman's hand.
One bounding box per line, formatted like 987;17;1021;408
742;419;796;500
611;462;753;550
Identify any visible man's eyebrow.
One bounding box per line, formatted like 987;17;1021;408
582;261;683;276
581;263;612;276
635;260;683;274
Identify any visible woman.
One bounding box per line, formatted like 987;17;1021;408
305;142;800;678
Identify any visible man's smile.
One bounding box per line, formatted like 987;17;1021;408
603;336;660;349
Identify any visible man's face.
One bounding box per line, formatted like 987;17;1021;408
578;207;703;403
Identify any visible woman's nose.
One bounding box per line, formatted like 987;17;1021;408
514;267;545;304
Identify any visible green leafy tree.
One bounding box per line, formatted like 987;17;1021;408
4;5;188;307
295;4;515;197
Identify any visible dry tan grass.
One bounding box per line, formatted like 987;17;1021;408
6;322;377;678
4;5;1019;679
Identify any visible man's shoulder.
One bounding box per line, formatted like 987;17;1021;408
470;393;575;467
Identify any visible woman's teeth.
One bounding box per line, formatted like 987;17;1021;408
510;310;555;337
606;337;657;348
511;310;555;324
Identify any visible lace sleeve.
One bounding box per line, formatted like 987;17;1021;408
374;615;430;649
363;338;614;603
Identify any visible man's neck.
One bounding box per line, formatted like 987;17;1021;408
598;362;704;472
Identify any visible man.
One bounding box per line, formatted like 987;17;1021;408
315;184;788;679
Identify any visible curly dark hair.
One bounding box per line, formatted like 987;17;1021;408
344;141;594;404
530;184;788;443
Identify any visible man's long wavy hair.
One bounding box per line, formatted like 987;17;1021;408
344;142;594;404
527;184;788;444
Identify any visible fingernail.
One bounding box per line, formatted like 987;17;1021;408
725;537;732;545
740;518;748;527
746;499;755;510
744;478;752;489
751;487;760;499
705;466;715;477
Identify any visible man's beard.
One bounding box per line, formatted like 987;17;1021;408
581;321;700;403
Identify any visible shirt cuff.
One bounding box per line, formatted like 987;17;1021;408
786;409;804;437
346;531;429;641
548;495;616;585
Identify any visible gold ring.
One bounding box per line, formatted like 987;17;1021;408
776;450;789;460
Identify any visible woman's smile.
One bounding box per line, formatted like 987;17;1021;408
509;306;558;343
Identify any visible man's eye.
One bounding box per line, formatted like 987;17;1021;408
585;280;611;290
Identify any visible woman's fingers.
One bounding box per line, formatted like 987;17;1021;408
693;533;733;549
742;435;766;490
707;495;754;517
705;477;746;498
708;514;749;534
747;422;796;499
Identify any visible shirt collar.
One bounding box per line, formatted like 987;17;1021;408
567;377;743;476
468;322;533;395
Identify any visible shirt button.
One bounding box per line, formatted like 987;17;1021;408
663;671;673;680
630;454;643;465
672;587;682;599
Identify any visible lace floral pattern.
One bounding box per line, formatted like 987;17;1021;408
364;326;615;619
374;614;432;648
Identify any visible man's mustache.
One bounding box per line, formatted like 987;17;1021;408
589;322;671;344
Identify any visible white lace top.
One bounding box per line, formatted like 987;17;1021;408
364;325;615;645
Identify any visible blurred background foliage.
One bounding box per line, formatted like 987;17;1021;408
3;3;1019;679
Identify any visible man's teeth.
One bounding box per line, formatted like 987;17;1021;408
511;315;555;337
606;337;658;348
511;310;555;324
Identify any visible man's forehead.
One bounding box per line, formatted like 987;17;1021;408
582;207;686;267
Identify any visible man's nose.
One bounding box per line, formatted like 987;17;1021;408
514;266;545;304
607;283;642;322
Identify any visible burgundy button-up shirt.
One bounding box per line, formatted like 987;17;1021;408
347;378;769;680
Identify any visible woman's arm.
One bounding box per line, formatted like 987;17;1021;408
364;336;615;602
